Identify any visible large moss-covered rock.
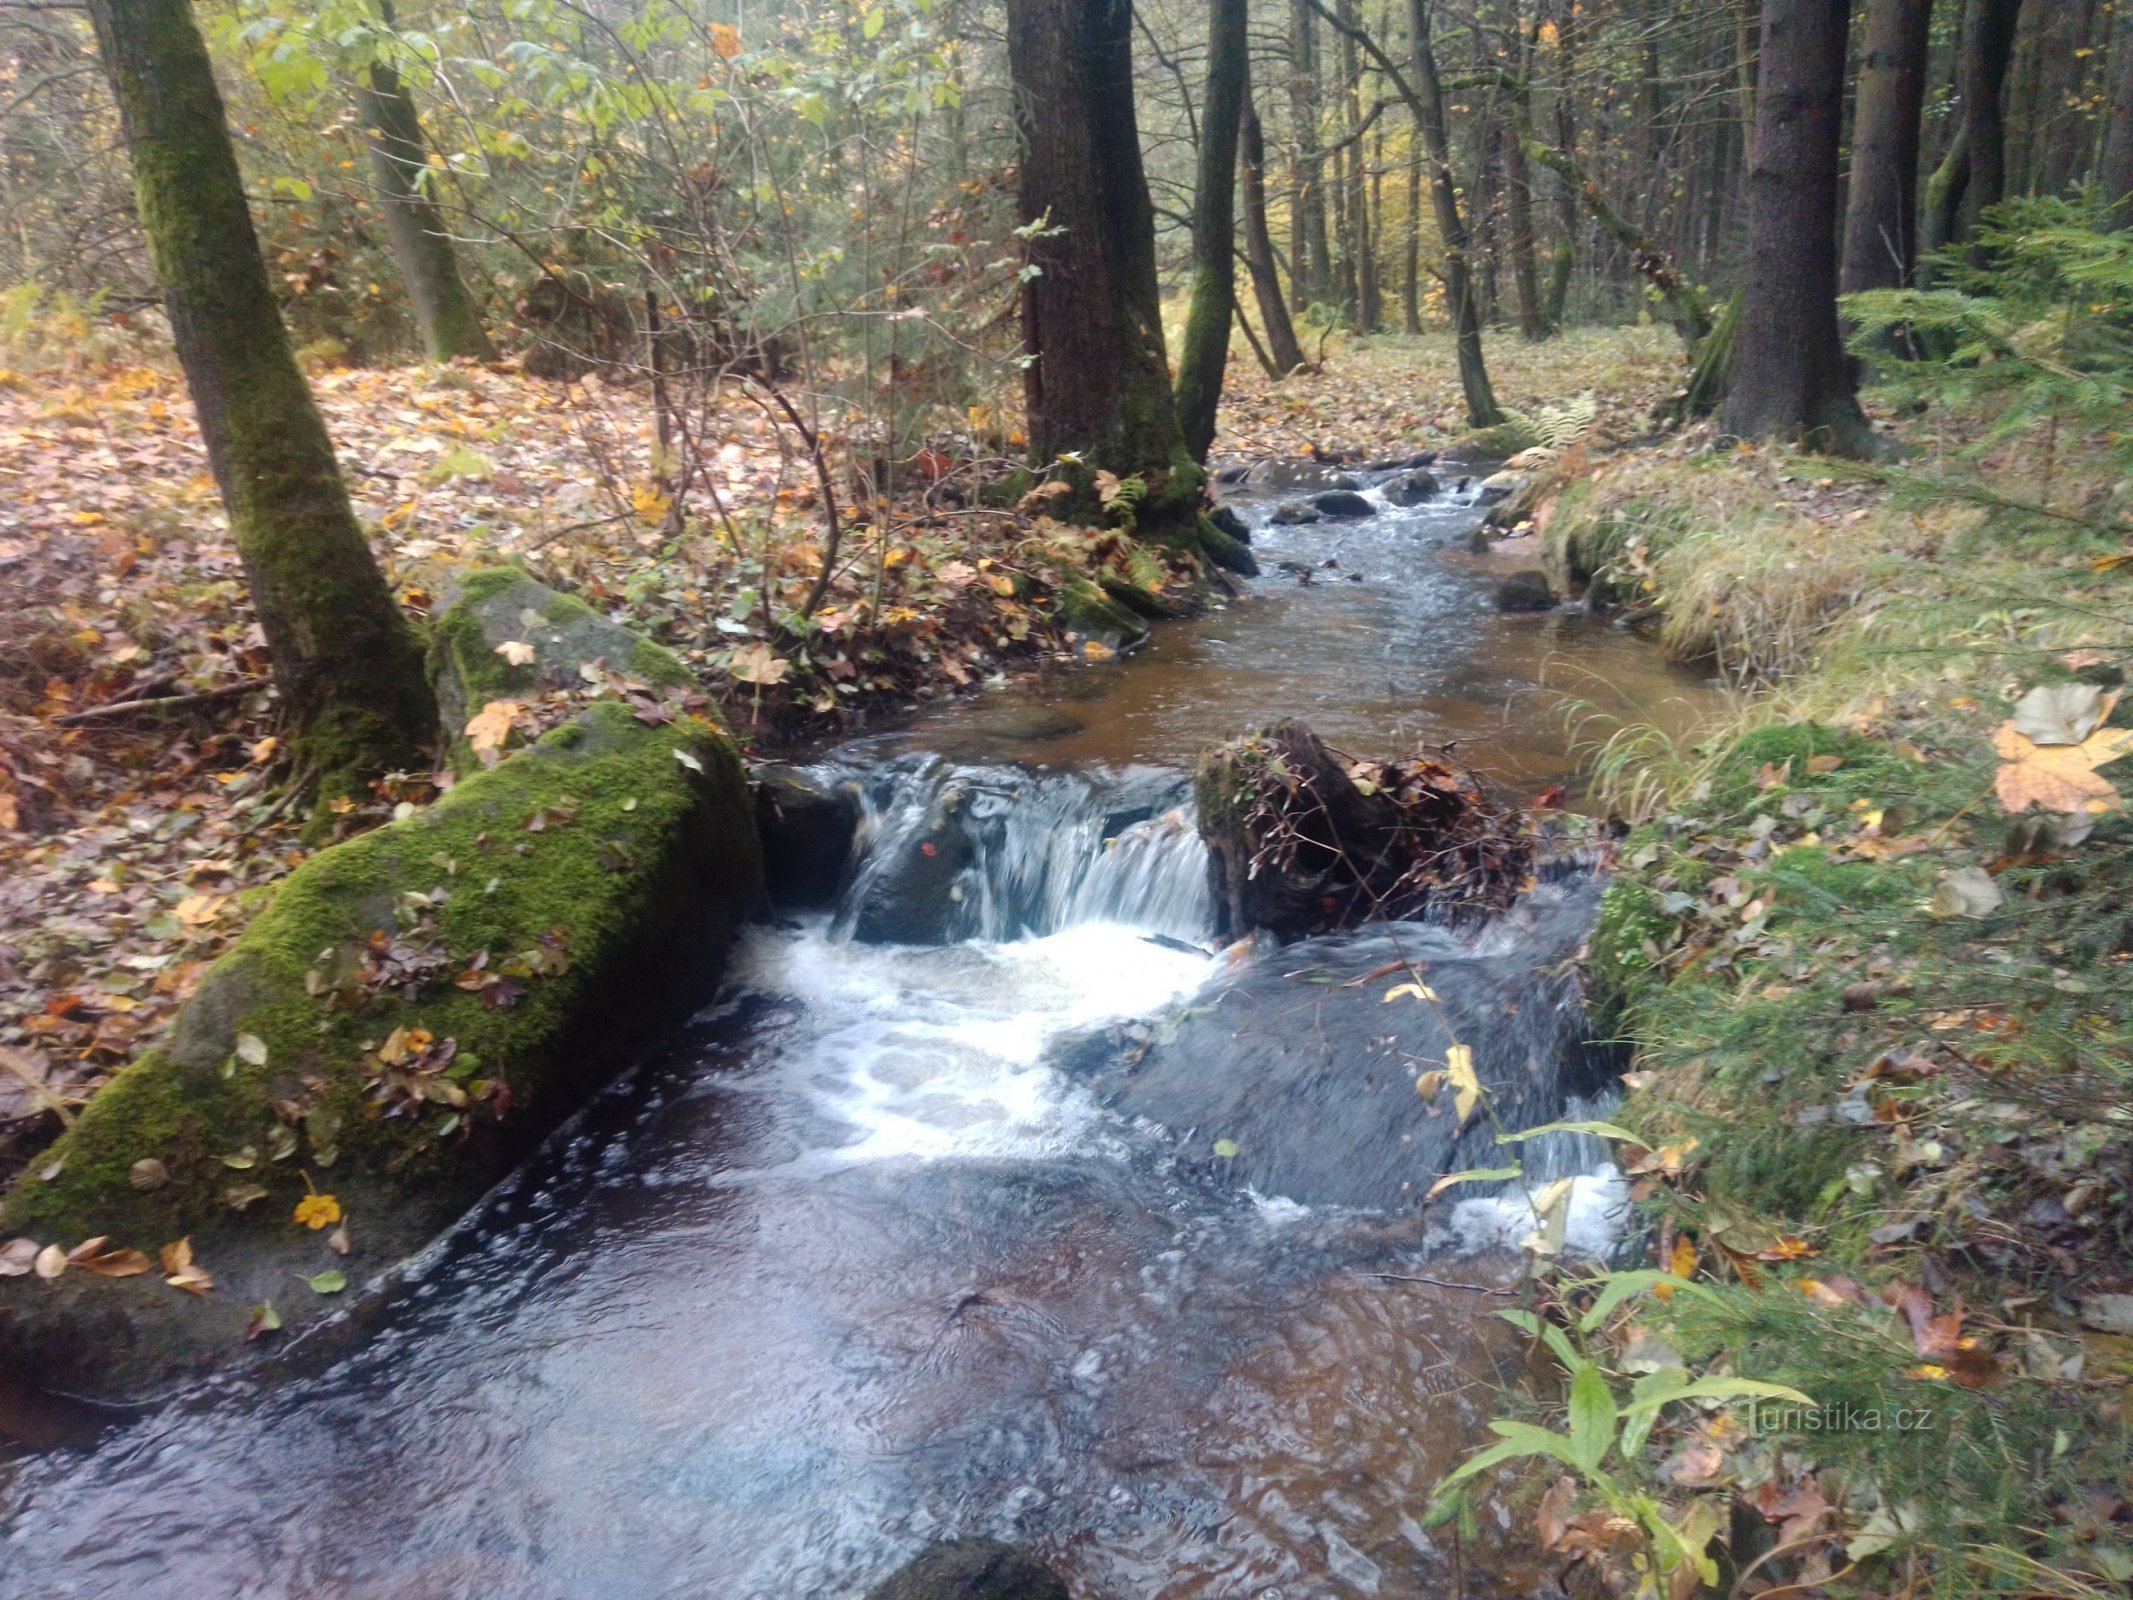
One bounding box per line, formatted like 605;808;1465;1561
0;595;762;1401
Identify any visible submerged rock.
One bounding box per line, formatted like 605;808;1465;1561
1269;500;1322;526
1310;489;1377;520
1494;570;1556;612
1381;469;1442;507
755;763;861;908
1067;890;1617;1210
0;574;763;1402
867;1540;1069;1600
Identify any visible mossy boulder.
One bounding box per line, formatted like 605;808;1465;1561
1;627;762;1399
427;567;693;772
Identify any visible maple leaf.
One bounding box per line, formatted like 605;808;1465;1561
464;699;527;765
1992;715;2133;814
729;643;789;685
493;640;537;667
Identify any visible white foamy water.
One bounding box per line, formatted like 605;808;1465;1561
724;920;1215;1173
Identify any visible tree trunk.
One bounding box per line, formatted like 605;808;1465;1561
356;4;494;363
1403;146;1423;332
1177;0;1249;461
1406;0;1503;426
1289;0;1333;305
1720;0;1873;455
1008;0;1246;568
1543;0;1579;328
1921;120;1970;264
86;0;436;798
1334;0;1364;321
1504;19;1548;340
1955;0;2025;245
1242;77;1310;372
2099;0;2133;226
1841;0;1935;294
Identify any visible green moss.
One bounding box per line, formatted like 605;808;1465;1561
1057;574;1150;650
1704;722;1897;811
3;700;760;1252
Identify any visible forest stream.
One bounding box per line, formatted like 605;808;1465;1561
0;469;1719;1598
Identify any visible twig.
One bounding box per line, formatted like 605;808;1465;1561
53;677;270;725
1366;1272;1517;1294
525;509;636;552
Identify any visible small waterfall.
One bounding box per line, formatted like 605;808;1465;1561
825;755;1214;945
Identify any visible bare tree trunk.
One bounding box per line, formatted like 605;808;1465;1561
1721;0;1873;456
1289;0;1333;304
86;0;436;799
1544;0;1579;328
2100;0;2133;226
1407;0;1502;423
356;1;494;362
1403;146;1423;332
1177;0;1250;460
1841;0;1935;293
1243;75;1311;371
1504;15;1547;339
1956;0;2026;246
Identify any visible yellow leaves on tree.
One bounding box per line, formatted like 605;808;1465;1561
1993;685;2133;815
709;22;742;58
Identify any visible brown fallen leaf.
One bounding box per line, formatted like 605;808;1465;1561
68;1237;153;1277
0;1237;40;1276
464;699;528;764
34;1243;66;1280
160;1236;214;1295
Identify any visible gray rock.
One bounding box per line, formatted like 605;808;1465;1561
1245;459;1360;493
1494;569;1555;612
754;764;860;908
1381;469;1441;507
1474;469;1528;507
867;1540;1069;1600
1269;500;1322;526
1310;489;1377;520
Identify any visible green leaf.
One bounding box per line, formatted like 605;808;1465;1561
1567;1361;1616;1474
1575;1268;1723;1333
1496;1307;1582;1372
1436;1421;1581;1494
1212;1138;1239;1159
1425;1164;1520;1200
234;1032;269;1067
1497;1118;1642;1146
1620;1367;1690;1458
1618;1375;1814;1416
861;7;885;38
307;1269;348;1295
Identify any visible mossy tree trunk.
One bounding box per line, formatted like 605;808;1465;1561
1503;20;1550;341
1241;75;1310;375
1005;0;1214;552
1542;0;1579;330
1720;0;1875;457
1287;0;1333;307
87;0;437;797
1175;0;1248;462
356;6;495;363
1840;0;1935;295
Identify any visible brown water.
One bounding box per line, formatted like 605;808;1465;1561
0;468;1702;1599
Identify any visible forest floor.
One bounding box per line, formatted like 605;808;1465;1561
0;309;1675;1180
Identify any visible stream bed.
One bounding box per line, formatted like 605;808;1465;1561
0;469;1716;1598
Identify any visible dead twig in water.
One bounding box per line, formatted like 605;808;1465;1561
1364;1272;1516;1294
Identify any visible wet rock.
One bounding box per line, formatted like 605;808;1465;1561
1381;469;1441;507
1474;469;1527;507
1310;490;1377;520
1364;449;1437;473
1268;501;1322;526
1245;459;1360;493
867;1540;1069;1600
968;704;1087;743
1494;570;1556;612
1462;526;1492;554
1064;886;1616;1210
1206;503;1252;545
755;763;860;908
1211;461;1250;485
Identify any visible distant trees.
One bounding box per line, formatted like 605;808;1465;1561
1175;0;1249;461
1721;0;1873;455
1841;0;1935;294
86;0;436;796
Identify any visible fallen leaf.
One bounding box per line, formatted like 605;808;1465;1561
494;640;537;667
34;1242;66;1280
293;1193;342;1230
464;699;528;762
2009;682;2108;746
160;1236;214;1294
1929;866;2004;919
0;1237;41;1276
245;1301;283;1341
129;1158;169;1190
1994;716;2133;814
69;1238;153;1277
307;1269;347;1295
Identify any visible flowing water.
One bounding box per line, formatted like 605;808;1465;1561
0;468;1716;1598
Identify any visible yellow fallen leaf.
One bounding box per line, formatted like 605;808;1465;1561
494;640;537;667
293;1193;342;1231
464;699;527;764
1383;981;1440;1004
1446;1043;1481;1123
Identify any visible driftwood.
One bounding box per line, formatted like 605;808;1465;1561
1193;720;1532;941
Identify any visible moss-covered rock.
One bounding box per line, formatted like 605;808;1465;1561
0;695;762;1401
427;567;693;774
